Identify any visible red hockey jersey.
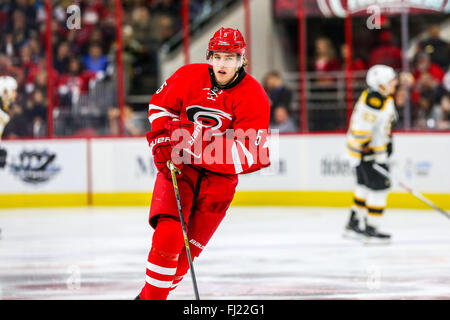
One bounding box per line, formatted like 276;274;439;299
147;63;271;175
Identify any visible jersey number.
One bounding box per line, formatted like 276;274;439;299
155;81;167;94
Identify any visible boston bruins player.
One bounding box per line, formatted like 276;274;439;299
0;76;14;140
0;76;16;239
344;65;398;244
0;76;16;168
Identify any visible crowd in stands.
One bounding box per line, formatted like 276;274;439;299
0;0;222;138
264;18;450;132
1;2;449;137
309;21;450;131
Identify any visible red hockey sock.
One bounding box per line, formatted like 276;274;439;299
140;217;185;300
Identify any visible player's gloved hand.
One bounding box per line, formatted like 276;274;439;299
360;144;374;162
146;129;173;175
166;119;208;166
387;136;393;157
387;142;393;157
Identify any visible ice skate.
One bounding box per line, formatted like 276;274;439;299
343;210;365;240
363;224;391;245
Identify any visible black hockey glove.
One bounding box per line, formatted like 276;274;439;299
387;139;393;157
360;144;374;163
0;147;7;169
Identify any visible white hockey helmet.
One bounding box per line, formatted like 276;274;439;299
4;76;17;93
366;65;397;92
0;77;5;98
0;76;18;103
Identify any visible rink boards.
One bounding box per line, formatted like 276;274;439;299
0;133;449;209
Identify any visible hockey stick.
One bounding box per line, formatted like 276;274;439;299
372;163;450;220
167;160;200;300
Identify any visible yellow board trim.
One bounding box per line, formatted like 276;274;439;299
0;193;88;208
0;191;449;210
92;192;152;206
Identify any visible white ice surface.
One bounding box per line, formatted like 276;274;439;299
0;206;449;300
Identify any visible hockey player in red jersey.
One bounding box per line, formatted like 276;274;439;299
136;27;271;299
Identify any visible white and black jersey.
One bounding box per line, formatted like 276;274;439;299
0;98;10;139
347;89;397;164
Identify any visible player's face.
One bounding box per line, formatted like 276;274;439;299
387;78;398;96
209;52;241;86
380;78;398;97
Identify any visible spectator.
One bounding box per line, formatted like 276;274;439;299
28;36;43;62
58;58;96;108
127;6;160;93
0;2;10;30
50;19;69;48
263;71;293;123
130;6;157;46
340;43;366;71
82;42;108;73
76;0;106;46
30;69;47;95
10;0;37;25
417;24;450;71
26;89;47;137
108;104;143;136
393;72;415;129
443;69;450;95
411;53;445;107
412;53;445;85
368;30;402;70
393;85;407;129
8;10;31;51
53;41;71;74
1;34;16;59
24;56;46;92
435;92;450;130
121;24;158;94
101;0;117;29
269;106;297;133
311;37;341;131
314;37;341;81
154;14;176;44
414;88;435;129
81;27;103;54
2;103;32;138
151;0;180;19
0;55;22;84
18;45;38;87
64;29;83;56
27;66;59;107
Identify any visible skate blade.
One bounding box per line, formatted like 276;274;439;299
342;229;364;241
363;236;391;245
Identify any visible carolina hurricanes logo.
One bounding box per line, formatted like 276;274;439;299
186;105;232;131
